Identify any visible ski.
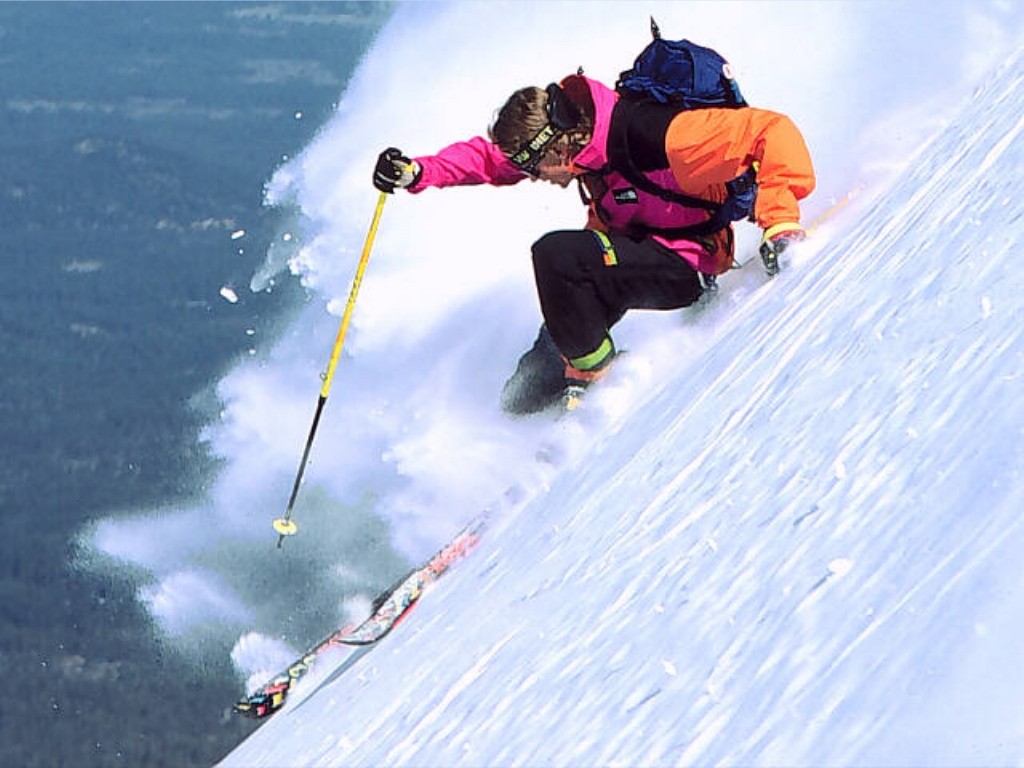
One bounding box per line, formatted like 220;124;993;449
233;519;484;719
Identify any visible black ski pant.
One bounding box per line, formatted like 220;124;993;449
531;229;704;368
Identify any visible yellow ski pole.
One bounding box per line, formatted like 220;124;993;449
273;192;389;548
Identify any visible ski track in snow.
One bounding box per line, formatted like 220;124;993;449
223;46;1024;768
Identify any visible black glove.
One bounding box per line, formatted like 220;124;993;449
759;223;806;276
373;148;420;193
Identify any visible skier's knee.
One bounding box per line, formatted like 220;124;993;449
531;230;591;279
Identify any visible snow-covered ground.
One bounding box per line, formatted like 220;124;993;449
221;10;1024;768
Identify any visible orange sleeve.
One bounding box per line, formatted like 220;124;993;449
665;107;816;229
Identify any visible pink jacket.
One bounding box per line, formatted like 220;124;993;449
410;76;719;273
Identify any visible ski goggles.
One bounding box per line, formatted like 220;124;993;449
508;83;582;177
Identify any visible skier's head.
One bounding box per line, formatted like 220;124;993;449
490;82;591;187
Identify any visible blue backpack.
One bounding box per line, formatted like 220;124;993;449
605;18;754;252
616;18;747;109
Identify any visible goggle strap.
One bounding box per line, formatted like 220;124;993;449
509;124;561;174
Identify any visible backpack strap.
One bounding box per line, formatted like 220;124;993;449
604;99;761;240
607;99;720;212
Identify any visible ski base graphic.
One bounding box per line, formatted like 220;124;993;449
233;521;483;719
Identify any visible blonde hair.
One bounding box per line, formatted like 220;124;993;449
489;86;592;161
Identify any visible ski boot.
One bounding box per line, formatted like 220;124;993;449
561;345;616;412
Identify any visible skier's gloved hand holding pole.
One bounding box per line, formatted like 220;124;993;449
373;148;421;193
759;222;806;276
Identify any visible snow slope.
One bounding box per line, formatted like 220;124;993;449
222;32;1024;768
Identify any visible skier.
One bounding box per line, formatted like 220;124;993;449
373;69;815;412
